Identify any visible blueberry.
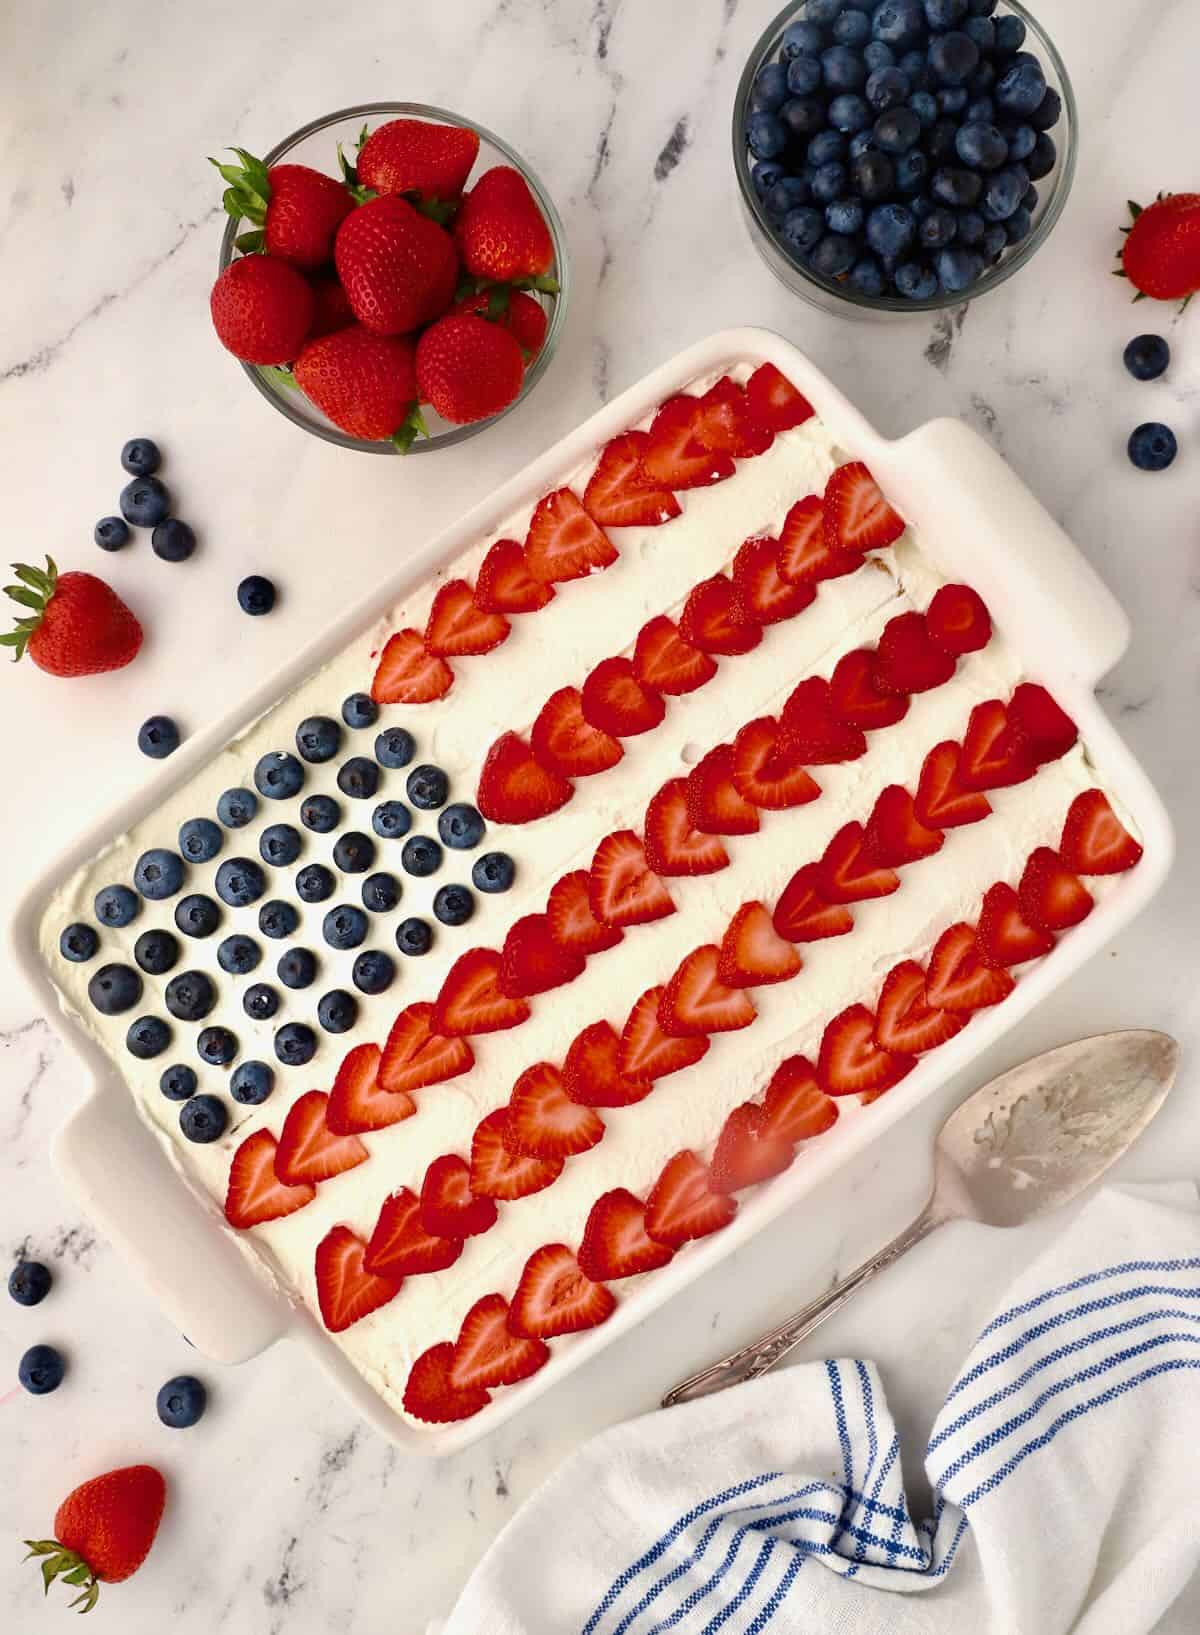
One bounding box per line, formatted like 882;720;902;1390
231;1059;274;1105
278;947;318;989
966;58;996;96
179;817;223;863
197;1026;237;1067
120;475;170;527
833;8;871;45
127;1015;172;1059
1123;334;1170;382
925;118;961;161
780;96;826;140
371;799;412;840
932;166;983;207
152;519;196;562
811;233;859;280
433;883;475;927
373;727;415;771
1025;132;1056;180
337;756;380;800
133;847;184;901
88;962;142;1015
929;30;979;84
821;45;867;91
967;0;996;12
829;93;873;133
296;863;336;903
9;1260;52;1306
963;14;995;50
60;922;99;963
333;831;376;874
993;13;1026;52
980;165;1028;220
19;1344;65;1395
174;893;221;938
851;149;897;200
935;245;985;292
874;106;921;152
1005;123;1037;162
747;110;787;159
275;1022;317;1066
785;54;823;97
215;857;266;908
752;61;790;111
807;130;846;169
895;260;939;298
911;194;936;222
956;121;1007;169
866;65;910;110
317;989;358;1033
258;824;301;868
766;175;814;219
433;804;482;852
1128;423;1178;473
295;716;342;763
995;56;1045;115
1022;183;1039;211
401;835;442;878
849;255;886;296
936;87;969;115
352;949;395;994
810;162;848;206
866;201;917;258
301;794;341;833
160;1063;198;1101
138;715;180;759
258;900;299;940
919;205;959;247
1004;204;1032;242
180;1093;228;1142
1031;87;1062;131
361;871;400;913
341;692;378;729
781;19;824;58
407;765;449;812
157;1374;207;1428
965;96;995;124
217;787;258;829
472;851;515;893
957;208;986;244
872;0;925;49
134;929;180;976
323;905;368;950
254;752;304;800
237;575;276;617
924;0;967;24
899;46;932;88
848;128;878;158
121;437;161;476
218;933;260;975
396;916;434;956
94;516;130;551
165;969;217;1022
864;41;895;71
243;982;280;1021
751;158;788;199
780;204;826;256
898;149;933;192
982;222;1008;259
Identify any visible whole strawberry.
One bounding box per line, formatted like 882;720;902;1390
1119;192;1200;302
295;326;426;448
416;313;525;425
454;165;554;283
211;148;353;268
309;275;356;339
451;288;548;358
358;118;480;203
3;558;142;676
210;254;315;364
335;195;458;335
24;1463;166;1612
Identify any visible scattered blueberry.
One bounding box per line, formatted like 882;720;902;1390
215;858;266;909
811;233;857;278
406;764;449;810
238;575;276;616
1127;422;1177;473
361;871;400;913
179;817;223;863
957;208;987;244
338;756;380;800
165;970;217;1023
864;39;895;71
472;851;515;893
243;983;280;1021
894;148;930;192
925;0;968;24
301;793;342;834
174;893;221;938
437;803;485;850
352;949;395;995
874;106;921;153
872;0;925;49
374;726;415;769
781;96;825;140
19;1344;65;1395
152;519;196;563
126;1015;172;1059
230;1060;275;1105
259;899;299;940
396;916;434;957
95;883;139;928
134;929;180;976
217;787;258;829
94;516;130;551
138;715;180;759
295;718;340;765
218;933;260;976
275;1022;317;1067
278;947;318;989
8;1261;52;1307
826;196;866;234
1123;334;1170;382
296;863;336;903
866;65;910;110
995;54;1044;114
197;1026;237;1067
829;93;872;133
120;475;170;527
1004;204;1032;242
317;989;358;1034
981;222;1008;260
254;752;304;800
88;963;142;1015
180;1093;228;1142
401;835;442;878
157;1374;207;1428
322;905;369;950
259;823;302;867
936;245;985;291
160;1064;198;1101
341;692;378;729
964;14;995;50
433;883;475;927
134;847;185;900
333;831;376;874
121;437;161;477
851;150;896;201
1031;86;1061;131
60;923;99;963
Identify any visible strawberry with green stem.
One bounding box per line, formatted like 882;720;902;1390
212;147;353;267
3;558;142;675
24;1464;166;1613
1115;191;1200;305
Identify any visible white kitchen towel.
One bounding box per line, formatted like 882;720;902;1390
436;1184;1200;1635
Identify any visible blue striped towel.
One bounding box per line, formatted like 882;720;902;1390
436;1185;1200;1635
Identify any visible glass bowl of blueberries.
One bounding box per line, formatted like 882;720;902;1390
735;0;1075;314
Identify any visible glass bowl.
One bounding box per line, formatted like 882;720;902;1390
216;102;569;453
732;0;1077;318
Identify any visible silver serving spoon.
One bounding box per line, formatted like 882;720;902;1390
663;1029;1179;1409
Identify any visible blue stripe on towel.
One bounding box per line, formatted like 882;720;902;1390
976;1258;1200;1342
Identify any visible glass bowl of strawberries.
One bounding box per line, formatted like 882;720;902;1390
211;103;568;453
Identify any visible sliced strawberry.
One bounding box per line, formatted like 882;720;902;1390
644;778;730;876
1008;683;1078;766
579;1188;675;1281
326;1042;416;1135
818;822;901;903
225;1130;315;1230
589;830;676;927
778;676;868;764
435;947;531;1036
632;614;718;695
404;1342;490;1424
772;863;855;943
866;785;945;867
530;685;623;779
562;1020;653;1108
316;1225;402;1333
450;1294;549;1392
470;1108;564;1200
824;461;904;553
731;717;821;810
660;945;757;1037
1019;847;1095;931
645;1150;737;1247
685;744;761;835
746;362;815;431
379;1001;475;1095
583;431;681;527
777;494;860;587
371;629;454;704
731;536;816;626
546;869;623;955
525;488;618;583
915;741;993;829
500;912;587;998
581;656;666;737
424;578;510;657
692;376;774;458
759;1057;838;1144
620;986;711;1080
642;394;736;490
508;1243;616;1340
506;1061;605;1159
477;730;574;823
873;612;955;696
710;1104;794;1193
926;923;1016;1011
874;960;964;1053
679;573;763;656
818;1005;915;1097
473;536;554;614
420;1153;499;1239
959;700;1036;791
718;900;803;988
829;648;910;730
977;881;1056;967
1059;789;1144;876
365;1188;463;1278
926;583;991;655
275;1091;369;1187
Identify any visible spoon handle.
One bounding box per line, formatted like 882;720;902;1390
661;1203;944;1409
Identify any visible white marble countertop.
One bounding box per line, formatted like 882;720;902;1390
3;0;1199;1628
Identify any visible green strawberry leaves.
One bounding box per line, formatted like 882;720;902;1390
392;403;430;455
211;147;272;228
23;1539;101;1613
3;556;57;662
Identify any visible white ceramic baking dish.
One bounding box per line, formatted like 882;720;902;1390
12;326;1174;1456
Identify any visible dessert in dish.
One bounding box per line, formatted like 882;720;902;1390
40;360;1145;1430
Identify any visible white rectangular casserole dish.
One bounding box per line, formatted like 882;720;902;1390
11;326;1173;1455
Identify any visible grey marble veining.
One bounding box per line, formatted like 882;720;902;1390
4;0;1200;1629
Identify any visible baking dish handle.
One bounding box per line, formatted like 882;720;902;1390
53;1094;291;1364
874;417;1130;690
